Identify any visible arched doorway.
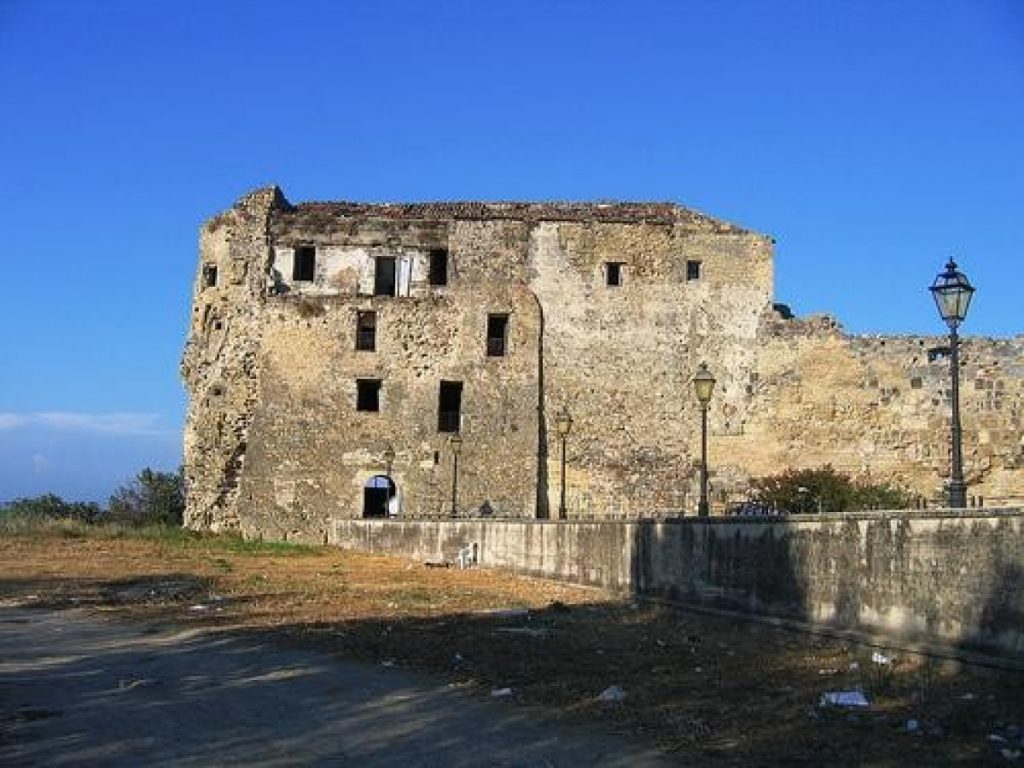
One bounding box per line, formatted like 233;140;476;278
363;475;397;518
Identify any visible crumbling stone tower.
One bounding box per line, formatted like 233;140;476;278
183;187;1023;540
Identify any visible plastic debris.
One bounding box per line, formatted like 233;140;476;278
379;659;395;668
906;719;919;733
871;651;893;666
849;662;860;671
1002;748;1022;761
819;691;870;708
598;685;626;703
818;668;839;676
490;687;513;698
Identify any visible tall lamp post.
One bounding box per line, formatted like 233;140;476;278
383;445;395;515
556;407;573;520
449;434;462;516
693;363;716;517
930;259;975;509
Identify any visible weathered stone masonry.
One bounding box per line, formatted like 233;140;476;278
182;187;1024;541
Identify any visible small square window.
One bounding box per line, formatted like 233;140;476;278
202;264;218;288
429;249;448;286
686;260;702;281
356;379;381;412
606;262;623;286
486;314;509;357
294;247;316;282
356;311;376;352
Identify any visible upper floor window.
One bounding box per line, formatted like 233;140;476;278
429;249;449;286
486;314;509;357
686;260;702;281
374;256;397;296
202;263;218;288
438;380;463;433
356;311;377;352
294;246;316;282
356;378;381;412
606;262;624;287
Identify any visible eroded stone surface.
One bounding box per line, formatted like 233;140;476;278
182;187;1023;538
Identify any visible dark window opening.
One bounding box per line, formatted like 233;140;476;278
686;260;702;281
606;262;623;286
362;475;396;519
374;256;397;296
438;381;463;433
356;379;381;412
486;314;509;357
294;247;316;282
356;311;377;351
213;320;223;331
202;264;218;288
429;249;449;286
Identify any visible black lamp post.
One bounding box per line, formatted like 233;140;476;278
556;407;573;520
383;445;395;515
449;434;462;516
930;259;975;509
693;363;716;517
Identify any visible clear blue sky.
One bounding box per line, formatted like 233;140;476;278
1;0;1021;503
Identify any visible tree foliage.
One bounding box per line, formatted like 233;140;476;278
107;467;185;526
1;493;102;522
749;465;912;514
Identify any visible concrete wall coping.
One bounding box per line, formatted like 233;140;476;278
368;507;1022;526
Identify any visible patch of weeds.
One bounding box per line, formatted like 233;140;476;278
210;533;317;557
212;557;233;573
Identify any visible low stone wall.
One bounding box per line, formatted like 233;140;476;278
332;509;1024;658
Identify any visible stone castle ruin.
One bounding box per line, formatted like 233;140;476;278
182;187;1023;540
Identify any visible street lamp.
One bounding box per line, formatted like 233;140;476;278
449;434;462;516
383;445;395;516
693;363;716;517
555;407;573;520
930;259;975;509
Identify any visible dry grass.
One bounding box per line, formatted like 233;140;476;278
1;524;1022;766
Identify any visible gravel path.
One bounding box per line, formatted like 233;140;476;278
0;606;671;767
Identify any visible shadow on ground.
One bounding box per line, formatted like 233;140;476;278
4;567;1023;766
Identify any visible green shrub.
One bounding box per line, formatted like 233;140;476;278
749;465;912;514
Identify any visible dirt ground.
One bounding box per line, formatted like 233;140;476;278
1;527;1022;766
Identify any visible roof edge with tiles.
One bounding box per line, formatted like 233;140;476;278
264;194;758;235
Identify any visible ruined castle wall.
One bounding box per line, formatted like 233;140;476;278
183;189;1023;536
528;220;774;516
181;188;284;530
710;317;1024;506
227;215;541;542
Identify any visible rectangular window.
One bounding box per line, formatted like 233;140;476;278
202;264;218;288
438;381;463;433
374;256;397;296
356;379;381;412
606;262;623;286
294;246;316;282
356;311;376;352
486;314;509;357
429;249;449;286
686;260;702;281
